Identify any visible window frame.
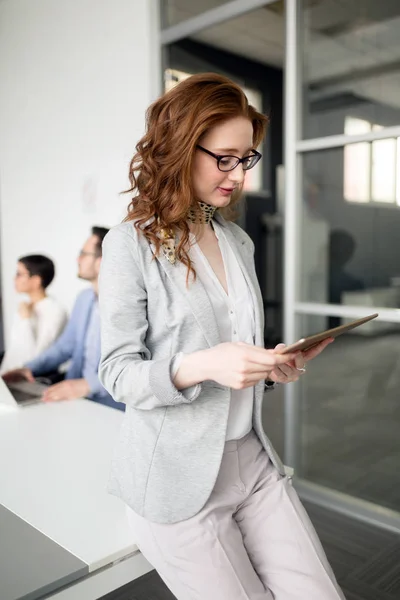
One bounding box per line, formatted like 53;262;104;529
344;116;400;207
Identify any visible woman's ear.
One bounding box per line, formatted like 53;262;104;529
30;274;43;290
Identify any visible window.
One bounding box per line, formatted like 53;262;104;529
164;69;263;192
164;68;191;92
344;117;400;205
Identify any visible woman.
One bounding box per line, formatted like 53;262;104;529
1;254;67;374
99;74;344;600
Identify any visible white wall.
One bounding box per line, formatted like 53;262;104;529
0;0;160;347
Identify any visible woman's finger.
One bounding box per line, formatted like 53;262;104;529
245;348;297;368
294;353;306;371
269;367;299;383
274;364;292;378
235;371;274;387
303;338;334;362
238;361;289;375
240;343;296;362
274;343;286;352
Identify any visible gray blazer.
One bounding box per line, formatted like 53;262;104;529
99;214;285;524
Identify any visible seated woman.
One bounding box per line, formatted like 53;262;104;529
0;254;67;374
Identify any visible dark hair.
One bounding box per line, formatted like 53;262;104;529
92;226;109;256
18;255;55;289
125;73;268;279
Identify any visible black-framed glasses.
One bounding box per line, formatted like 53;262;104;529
197;145;262;172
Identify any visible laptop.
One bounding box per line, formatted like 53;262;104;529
0;377;49;410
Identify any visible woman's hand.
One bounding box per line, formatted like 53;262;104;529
18;302;33;319
173;338;334;391
202;342;297;390
268;338;334;384
2;367;35;383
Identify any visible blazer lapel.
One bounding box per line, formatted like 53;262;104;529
215;214;265;349
150;241;221;348
150;216;264;350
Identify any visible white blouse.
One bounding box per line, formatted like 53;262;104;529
172;220;256;441
0;296;68;374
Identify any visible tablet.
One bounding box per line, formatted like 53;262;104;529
279;313;379;355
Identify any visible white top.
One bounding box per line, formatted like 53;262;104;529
0;399;136;571
0;296;68;373
173;221;256;441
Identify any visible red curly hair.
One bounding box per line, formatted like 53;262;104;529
125;73;268;276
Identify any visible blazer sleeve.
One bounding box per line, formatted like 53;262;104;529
98;227;202;410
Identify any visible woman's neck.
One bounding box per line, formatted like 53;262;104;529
188;221;214;239
28;289;46;304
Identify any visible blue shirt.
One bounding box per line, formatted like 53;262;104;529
82;300;102;396
26;288;124;411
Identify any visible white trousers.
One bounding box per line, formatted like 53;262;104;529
126;430;346;600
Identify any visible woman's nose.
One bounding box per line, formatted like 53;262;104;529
227;163;245;184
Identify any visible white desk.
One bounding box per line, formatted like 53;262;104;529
0;399;153;599
0;395;292;600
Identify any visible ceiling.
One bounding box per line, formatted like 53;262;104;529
166;0;400;111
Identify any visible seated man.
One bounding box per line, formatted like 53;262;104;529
0;254;67;373
3;227;124;411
